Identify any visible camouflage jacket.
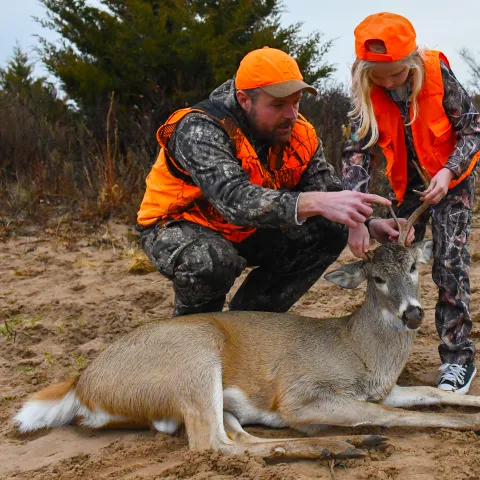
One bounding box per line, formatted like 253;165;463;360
167;79;342;229
342;61;480;196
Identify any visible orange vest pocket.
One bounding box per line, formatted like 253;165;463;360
428;116;456;167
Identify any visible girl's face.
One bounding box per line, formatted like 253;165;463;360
369;62;410;90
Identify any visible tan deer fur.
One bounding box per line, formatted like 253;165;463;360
13;240;480;460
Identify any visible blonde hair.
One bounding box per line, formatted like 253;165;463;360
349;48;425;149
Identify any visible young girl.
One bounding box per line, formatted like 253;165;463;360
342;12;480;394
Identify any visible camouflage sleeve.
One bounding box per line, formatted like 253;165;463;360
440;60;480;178
170;113;300;228
294;141;343;193
341;116;373;193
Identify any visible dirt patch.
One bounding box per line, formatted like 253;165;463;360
1;215;480;479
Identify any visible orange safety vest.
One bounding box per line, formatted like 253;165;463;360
372;50;479;203
137;106;318;242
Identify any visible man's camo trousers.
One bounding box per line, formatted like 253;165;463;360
141;216;348;317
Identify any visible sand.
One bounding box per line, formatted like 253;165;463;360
1;214;480;480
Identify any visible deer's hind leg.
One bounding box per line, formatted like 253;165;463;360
220;412;369;460
183;368;375;459
223;411;259;443
382;385;480;409
219;417;390;459
182;362;232;451
220;400;389;458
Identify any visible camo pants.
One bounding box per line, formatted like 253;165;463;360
394;172;477;365
140;216;347;317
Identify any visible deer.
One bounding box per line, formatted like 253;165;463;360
12;190;480;461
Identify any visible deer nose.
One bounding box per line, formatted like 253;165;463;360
402;305;424;330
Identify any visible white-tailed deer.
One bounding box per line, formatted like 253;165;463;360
13;204;480;460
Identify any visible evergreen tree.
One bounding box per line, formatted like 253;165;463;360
0;45;83;192
0;43;65;120
37;0;334;149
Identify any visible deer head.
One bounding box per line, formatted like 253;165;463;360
325;161;434;329
325;240;433;330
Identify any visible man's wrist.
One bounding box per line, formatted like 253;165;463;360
294;193;306;225
296;191;326;221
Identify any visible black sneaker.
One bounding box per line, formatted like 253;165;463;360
437;363;477;395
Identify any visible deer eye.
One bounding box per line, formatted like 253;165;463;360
373;276;386;285
410;264;417;273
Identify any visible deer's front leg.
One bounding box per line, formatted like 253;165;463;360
382;386;480;409
282;396;480;431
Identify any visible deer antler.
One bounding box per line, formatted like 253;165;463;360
390;160;431;246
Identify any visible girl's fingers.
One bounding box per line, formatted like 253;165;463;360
407;227;415;244
353;246;366;259
363;235;371;253
422;188;438;201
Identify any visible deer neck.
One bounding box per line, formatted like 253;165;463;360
348;286;417;372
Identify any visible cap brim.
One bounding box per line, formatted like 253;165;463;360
260;80;317;98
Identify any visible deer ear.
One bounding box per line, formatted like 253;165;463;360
324;261;366;289
411;240;433;264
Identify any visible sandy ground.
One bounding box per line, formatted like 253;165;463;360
1;213;480;480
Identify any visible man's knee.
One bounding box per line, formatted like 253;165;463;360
144;221;246;302
173;237;246;301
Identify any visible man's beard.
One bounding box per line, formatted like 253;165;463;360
246;108;295;146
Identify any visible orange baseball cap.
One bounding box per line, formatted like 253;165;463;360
354;12;417;63
235;46;317;97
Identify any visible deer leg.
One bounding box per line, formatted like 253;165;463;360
290;422;329;436
382;385;480;408
189;406;368;459
282;397;480;431
217;426;390;459
222;411;391;458
182;376;231;451
217;436;367;459
223;411;258;443
182;368;368;459
289;421;390;449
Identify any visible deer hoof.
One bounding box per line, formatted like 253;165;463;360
360;435;391;451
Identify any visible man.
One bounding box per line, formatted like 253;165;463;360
137;46;392;316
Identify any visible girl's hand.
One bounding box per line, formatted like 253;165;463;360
418;168;454;205
369;218;415;245
348;223;371;259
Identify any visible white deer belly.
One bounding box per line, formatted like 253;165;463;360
223;387;287;428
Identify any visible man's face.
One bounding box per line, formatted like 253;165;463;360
239;90;302;145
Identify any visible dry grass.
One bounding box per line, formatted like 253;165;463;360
128;251;156;274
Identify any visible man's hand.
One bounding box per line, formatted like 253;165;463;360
297;191;391;228
348;223;371;259
368;218;415;245
417;168;453;205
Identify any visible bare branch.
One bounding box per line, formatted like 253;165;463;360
459;48;480;92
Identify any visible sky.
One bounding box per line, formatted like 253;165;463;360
278;0;480;89
1;0;479;90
